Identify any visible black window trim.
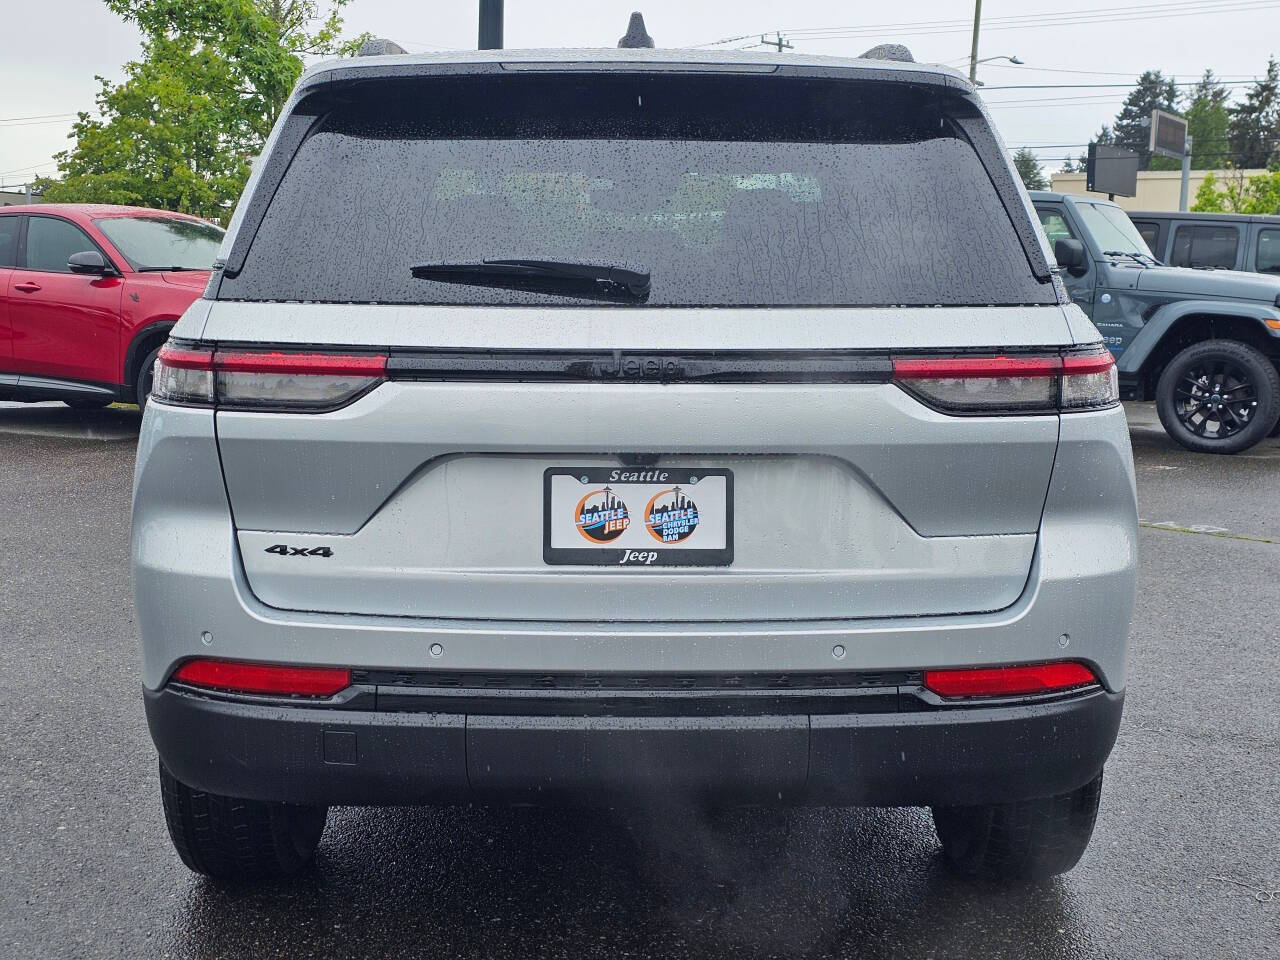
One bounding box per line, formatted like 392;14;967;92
15;213;123;276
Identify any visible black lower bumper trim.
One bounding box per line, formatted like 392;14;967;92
144;686;1124;808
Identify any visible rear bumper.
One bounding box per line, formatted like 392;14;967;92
145;684;1123;808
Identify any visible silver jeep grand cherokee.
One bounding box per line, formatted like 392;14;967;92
132;45;1137;884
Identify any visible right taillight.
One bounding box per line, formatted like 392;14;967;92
152;342;387;411
892;346;1117;415
1059;350;1120;411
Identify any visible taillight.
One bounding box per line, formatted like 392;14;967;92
152;343;387;411
171;658;352;697
892;347;1117;415
923;661;1097;699
1060;351;1120;410
151;345;215;406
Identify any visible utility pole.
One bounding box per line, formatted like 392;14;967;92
1179;134;1193;212
968;0;982;83
478;0;503;50
759;31;792;53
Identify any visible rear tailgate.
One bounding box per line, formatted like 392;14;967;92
207;303;1069;622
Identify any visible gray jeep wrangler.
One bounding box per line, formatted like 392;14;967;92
1032;191;1280;454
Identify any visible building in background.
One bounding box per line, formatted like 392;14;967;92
0;186;43;206
1050;169;1268;211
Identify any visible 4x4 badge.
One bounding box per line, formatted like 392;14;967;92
264;544;333;557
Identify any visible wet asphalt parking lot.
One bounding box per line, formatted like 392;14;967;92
1;401;1277;960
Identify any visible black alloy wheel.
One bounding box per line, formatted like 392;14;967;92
1156;340;1280;454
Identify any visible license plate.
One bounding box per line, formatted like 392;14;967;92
544;467;733;566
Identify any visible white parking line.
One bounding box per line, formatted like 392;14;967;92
1139;520;1277;545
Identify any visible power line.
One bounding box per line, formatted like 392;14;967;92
0;160;55;176
773;0;1267;35
0;113;76;125
695;0;1280;48
975;63;1259;80
781;0;1279;39
983;80;1261;90
796;5;1280;42
0;118;78;129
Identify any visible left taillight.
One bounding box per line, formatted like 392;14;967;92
152;342;387;411
891;346;1117;415
923;661;1098;699
152;344;216;406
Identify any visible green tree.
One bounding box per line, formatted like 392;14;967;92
1192;169;1280;214
1057;152;1087;175
1191;173;1230;211
1228;57;1280;169
1106;71;1180;171
1183;70;1231;169
39;0;363;220
1012;147;1047;191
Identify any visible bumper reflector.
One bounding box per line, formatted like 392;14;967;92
923;661;1097;699
171;658;352;697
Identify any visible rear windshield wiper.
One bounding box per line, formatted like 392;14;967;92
410;258;651;302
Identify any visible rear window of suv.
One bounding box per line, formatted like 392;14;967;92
220;74;1054;307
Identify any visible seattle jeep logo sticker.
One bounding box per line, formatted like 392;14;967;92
575;486;630;543
545;467;732;567
645;486;700;543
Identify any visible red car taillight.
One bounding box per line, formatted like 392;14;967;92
892;347;1117;414
923;661;1098;699
152;343;387;411
171;658;352;697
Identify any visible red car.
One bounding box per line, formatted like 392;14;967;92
0;204;223;409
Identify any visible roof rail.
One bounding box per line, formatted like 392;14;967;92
859;43;914;63
358;37;407;56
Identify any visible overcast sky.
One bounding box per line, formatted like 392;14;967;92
3;0;1278;188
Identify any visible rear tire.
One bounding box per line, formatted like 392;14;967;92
134;346;161;411
62;398;112;410
159;763;327;882
931;772;1103;883
1155;340;1280;454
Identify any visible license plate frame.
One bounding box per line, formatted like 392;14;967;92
543;466;733;567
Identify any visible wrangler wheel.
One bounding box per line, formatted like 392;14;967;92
1155;340;1280;454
